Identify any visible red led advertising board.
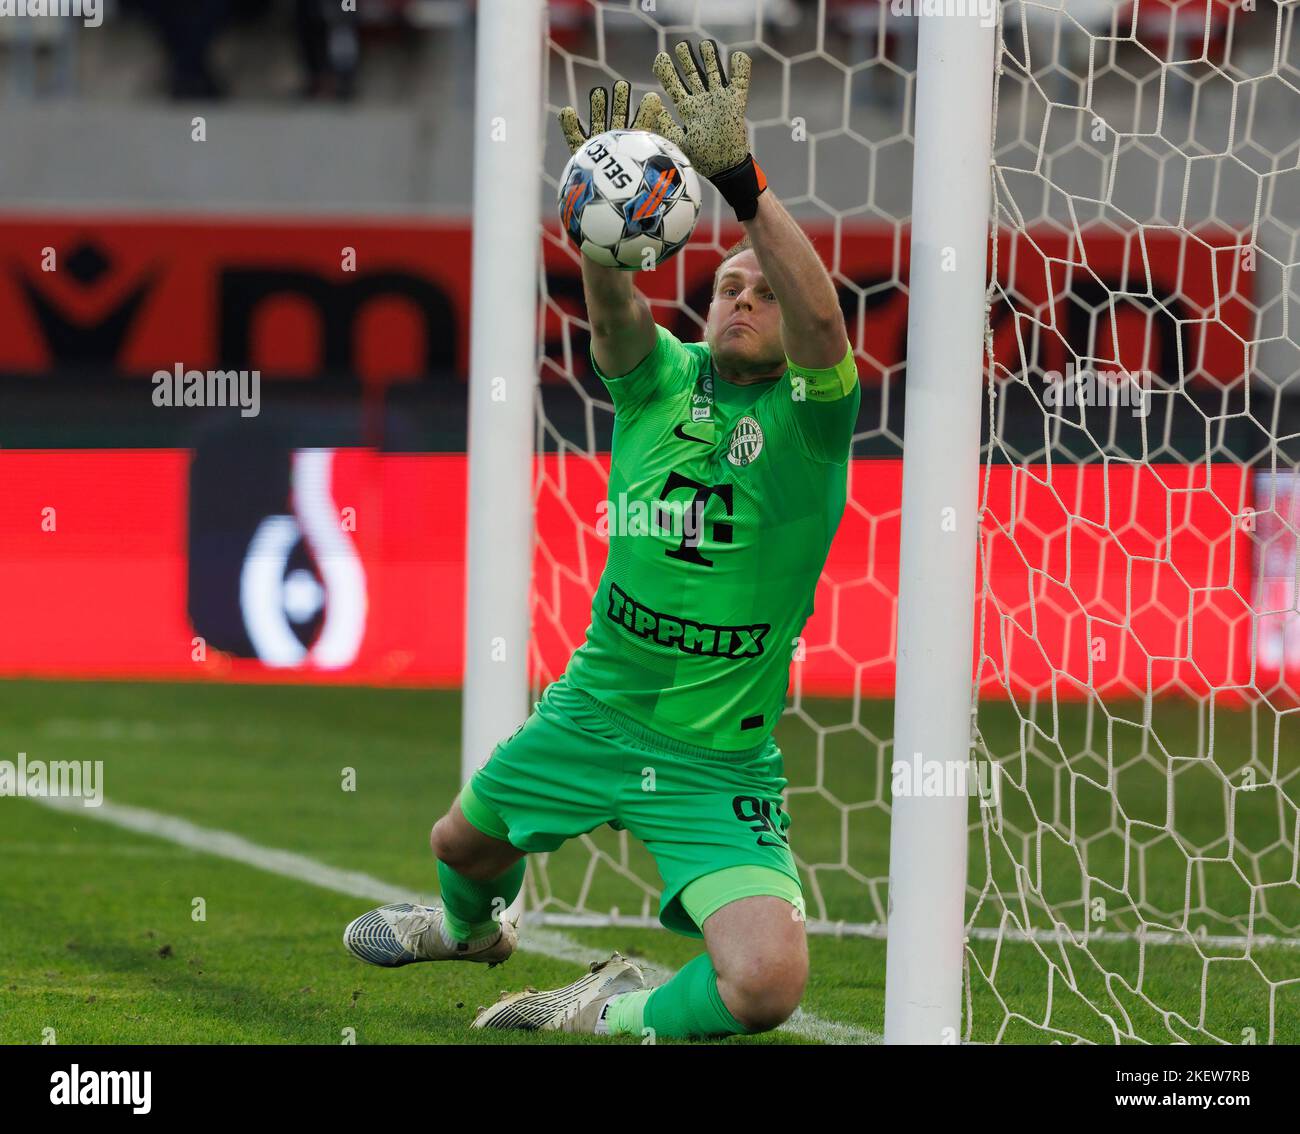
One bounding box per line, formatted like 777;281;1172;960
0;449;1290;701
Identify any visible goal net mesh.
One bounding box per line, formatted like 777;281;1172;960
968;0;1300;1043
525;0;1300;1042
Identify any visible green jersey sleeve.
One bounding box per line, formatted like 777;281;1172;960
779;341;861;463
590;323;703;417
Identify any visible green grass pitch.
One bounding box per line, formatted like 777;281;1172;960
0;679;1295;1044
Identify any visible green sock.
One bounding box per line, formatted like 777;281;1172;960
436;858;525;942
606;953;750;1039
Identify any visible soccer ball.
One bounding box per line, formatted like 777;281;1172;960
558;129;702;271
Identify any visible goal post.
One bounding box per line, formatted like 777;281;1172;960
462;0;547;785
883;7;999;1046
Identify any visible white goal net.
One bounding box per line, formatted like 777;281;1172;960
521;0;1300;1043
967;0;1300;1043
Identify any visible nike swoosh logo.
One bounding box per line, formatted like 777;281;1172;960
673;424;713;445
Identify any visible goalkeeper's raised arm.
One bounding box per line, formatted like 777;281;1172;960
652;39;848;373
558;81;661;378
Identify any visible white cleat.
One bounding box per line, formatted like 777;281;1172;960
471;952;646;1033
343;902;516;968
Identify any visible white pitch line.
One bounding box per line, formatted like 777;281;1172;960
29;795;880;1045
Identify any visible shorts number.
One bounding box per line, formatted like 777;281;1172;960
732;795;789;848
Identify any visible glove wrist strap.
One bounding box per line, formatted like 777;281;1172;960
709;154;768;222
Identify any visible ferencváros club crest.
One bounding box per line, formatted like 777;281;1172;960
727;415;764;467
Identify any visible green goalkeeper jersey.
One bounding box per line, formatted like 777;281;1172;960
563;322;860;752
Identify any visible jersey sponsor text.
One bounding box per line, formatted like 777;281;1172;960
607;583;770;658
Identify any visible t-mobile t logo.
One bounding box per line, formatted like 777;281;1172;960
656;472;733;567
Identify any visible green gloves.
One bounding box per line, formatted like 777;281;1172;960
558;80;667;156
652;39;768;221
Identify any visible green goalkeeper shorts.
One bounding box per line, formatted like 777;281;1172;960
462;675;803;938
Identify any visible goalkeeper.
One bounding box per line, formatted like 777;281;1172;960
344;39;860;1040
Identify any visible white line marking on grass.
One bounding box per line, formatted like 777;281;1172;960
30;795;880;1045
3;842;197;858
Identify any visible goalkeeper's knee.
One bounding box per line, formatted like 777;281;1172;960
716;949;807;1032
